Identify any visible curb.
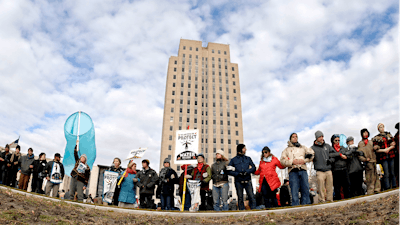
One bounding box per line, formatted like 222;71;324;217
1;186;398;217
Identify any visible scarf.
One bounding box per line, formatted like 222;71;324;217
334;143;340;152
197;163;204;171
382;137;388;148
263;156;272;162
363;139;368;146
10;151;20;163
124;168;136;177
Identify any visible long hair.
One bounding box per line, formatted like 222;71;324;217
260;146;273;161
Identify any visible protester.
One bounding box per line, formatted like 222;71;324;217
311;131;334;203
358;128;381;194
178;164;194;211
280;133;314;206
345;136;365;197
280;179;291;206
394;123;399;187
9;145;21;188
158;158;178;210
372;123;397;190
18;148;35;191
254;146;285;208
137;159;158;209
329;134;351;200
69;146;91;202
211;150;229;211
45;153;65;197
228;144;256;210
32;152;47;193
1;144;13;185
109;157;124;206
187;153;211;211
118;160;139;208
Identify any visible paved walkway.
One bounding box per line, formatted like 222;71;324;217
0;185;398;217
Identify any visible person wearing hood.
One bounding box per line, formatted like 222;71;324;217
372;123;397;190
280;179;291;206
280;133;314;206
109;158;124;206
211;150;230;211
18;148;35;191
9;145;21;188
330;134;351;200
118;160;139;208
31;152;47;194
187;153;212;211
358;128;381;194
311;131;335;203
45;153;65;197
227;144;256;210
1;144;13;186
254;146;285;208
69;145;91;202
345;136;365;197
137;159;159;209
158;158;178;210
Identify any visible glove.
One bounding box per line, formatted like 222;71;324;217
226;166;235;171
240;172;248;176
146;183;153;188
163;179;168;183
305;154;313;159
185;175;192;179
202;172;208;178
132;178;138;183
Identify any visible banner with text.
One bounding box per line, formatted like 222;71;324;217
174;129;199;165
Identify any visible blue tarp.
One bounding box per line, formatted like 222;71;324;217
63;111;96;176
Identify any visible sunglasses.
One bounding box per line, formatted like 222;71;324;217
334;139;340;142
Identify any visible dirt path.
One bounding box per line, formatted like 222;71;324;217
0;188;398;224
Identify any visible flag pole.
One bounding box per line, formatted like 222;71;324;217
76;111;81;153
181;126;190;211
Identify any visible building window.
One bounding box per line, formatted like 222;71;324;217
168;145;172;150
180;99;183;104
232;74;235;78
213;120;216;125
174;68;177;72
182;68;185;72
174;60;177;64
212;49;214;53
194;109;197;114
170;126;173;131
224;51;227;55
233;81;236;85
183;46;186;50
233;89;236;93
227;121;230;126
173;75;176;79
196;47;198;51
188;92;190;96
177;166;180;171
180;91;183;95
234;105;237;109
181;83;184;87
188;84;191;88
195;101;197;105
189;47;192;51
213;138;216;143
227;112;230;117
170;117;173;122
182;75;184;79
187;100;190;105
171;108;174;113
169;135;172;140
232;67;235;71
171;99;174;104
187;109;190;113
172;83;175;87
213;103;216;107
180;108;182;113
220;120;223;125
228;130;231;135
236;140;239;145
194;118;197;123
228;139;231;144
187;118;190;122
183;54;185;57
234;97;237;101
235;113;238;118
235;122;238;127
221;139;224;144
189;54;192;58
172;91;175;95
236;131;239;136
228;148;231;154
218;50;220;54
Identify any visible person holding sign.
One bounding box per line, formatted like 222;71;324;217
118;161;139;208
69;145;91;202
109;158;124;206
45;153;65;197
187;153;211;211
137;159;158;209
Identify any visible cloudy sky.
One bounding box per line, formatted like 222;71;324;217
0;0;398;171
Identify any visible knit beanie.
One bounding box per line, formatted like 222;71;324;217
315;130;324;139
216;149;224;156
81;154;88;163
346;136;354;143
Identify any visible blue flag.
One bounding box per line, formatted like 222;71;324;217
339;134;348;148
63;111;96;176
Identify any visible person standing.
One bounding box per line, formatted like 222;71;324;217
358;128;380;194
18;148;35;191
228;144;257;210
280;179;291;207
372;123;397;190
345;137;365;197
394;123;399;187
178;164;194;211
280;133;314;206
1;144;13;186
137;159;158;209
330;134;351;200
211;150;229;211
69;146;91;202
158;158;178;210
109;158;124;206
32;153;47;193
311;131;334;203
45;153;65;197
189;153;212;211
118;161;139;208
9;145;21;188
254;146;285;208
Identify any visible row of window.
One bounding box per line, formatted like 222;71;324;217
182;46;227;55
168;139;240;151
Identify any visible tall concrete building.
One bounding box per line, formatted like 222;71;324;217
160;39;244;195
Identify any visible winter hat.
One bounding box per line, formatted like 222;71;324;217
81;154;88;163
377;123;384;130
142;159;150;165
396;123;399;130
360;128;370;139
54;153;62;158
289;133;297;140
216;149;224;156
330;134;340;145
237;144;245;154
315;130;324;139
346;136;354;143
164;158;171;164
197;153;205;159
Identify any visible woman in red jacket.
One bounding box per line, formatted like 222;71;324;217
255;146;285;208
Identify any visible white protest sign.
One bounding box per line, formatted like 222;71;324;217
174;129;199;165
125;148;147;160
102;170;119;204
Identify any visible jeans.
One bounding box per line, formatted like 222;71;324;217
212;183;229;211
381;158;396;190
160;194;173;210
289;170;310;206
261;178;278;208
235;180;256;210
139;193;154;209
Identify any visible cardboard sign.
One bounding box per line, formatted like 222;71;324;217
102;171;119;204
174;129;199;165
125;148;147;160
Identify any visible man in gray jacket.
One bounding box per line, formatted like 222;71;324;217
18;148;35;191
311;131;335;203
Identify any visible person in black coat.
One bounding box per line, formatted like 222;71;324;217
32;153;47;193
0;145;13;186
280;179;291;206
9;145;21;188
158;158;178;210
345;137;365;197
109;158;124;206
136;159;159;209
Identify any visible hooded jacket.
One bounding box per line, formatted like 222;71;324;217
358;128;377;163
70;150;91;185
345;146;364;174
280;141;314;173
311;141;334;172
329;136;352;171
19;154;35;175
254;155;285;192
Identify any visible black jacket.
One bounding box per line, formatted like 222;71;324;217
346;147;364;174
0;151;12;171
330;146;352;171
228;154;256;182
280;184;291;205
158;167;178;195
137;167;159;195
45;161;65;180
33;159;47;178
311;141;334;172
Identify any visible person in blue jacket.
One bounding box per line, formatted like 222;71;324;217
227;144;256;210
118;160;140;208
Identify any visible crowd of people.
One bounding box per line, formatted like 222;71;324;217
0;122;398;211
